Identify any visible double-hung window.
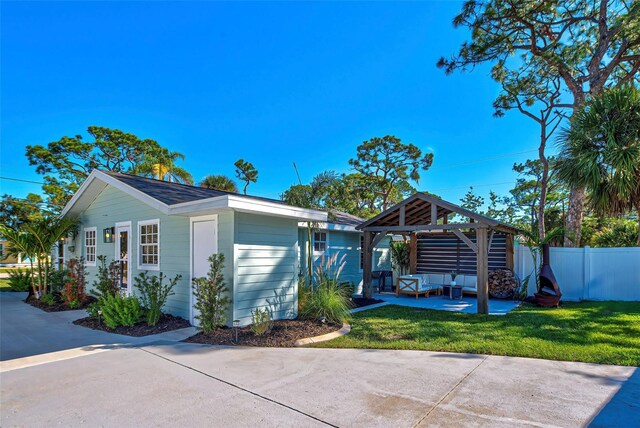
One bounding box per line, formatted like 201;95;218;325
313;232;327;253
84;227;97;266
138;219;160;270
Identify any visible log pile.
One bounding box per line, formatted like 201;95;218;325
488;269;519;299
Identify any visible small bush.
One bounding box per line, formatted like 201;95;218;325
92;256;122;299
62;258;88;306
7;269;31;292
251;308;272;336
302;281;352;324
192;253;232;333
86;301;101;318
298;276;313;315
40;293;57;306
101;294;142;329
48;268;69;294
134;272;180;326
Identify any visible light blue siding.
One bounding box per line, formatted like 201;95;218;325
298;228;391;294
67;186;191;319
234;212;298;325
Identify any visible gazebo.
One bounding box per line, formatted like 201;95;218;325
357;193;520;314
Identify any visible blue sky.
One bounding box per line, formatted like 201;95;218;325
1;1;547;206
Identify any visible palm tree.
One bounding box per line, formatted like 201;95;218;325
1;216;76;297
0;227;37;296
199;175;238;193
134;147;194;184
555;86;640;245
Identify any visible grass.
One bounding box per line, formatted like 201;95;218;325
313;301;640;366
0;279;12;292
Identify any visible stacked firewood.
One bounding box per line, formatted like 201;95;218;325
488;269;519;299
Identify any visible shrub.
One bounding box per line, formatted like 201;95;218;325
134;272;180;326
390;241;410;275
101;294;142;329
251;308;272;336
48;267;69;294
40;293;56;306
301;280;352;324
298;276;313;315
92;256;122;299
192;253;231;333
7;269;31;292
62;258;88;306
86;301;101;318
300;252;353;324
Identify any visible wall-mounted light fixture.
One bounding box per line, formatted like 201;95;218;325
103;227;115;243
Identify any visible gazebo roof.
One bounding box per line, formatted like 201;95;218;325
357;193;519;235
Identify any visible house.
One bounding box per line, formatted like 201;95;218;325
0;239;33;267
59;170;388;326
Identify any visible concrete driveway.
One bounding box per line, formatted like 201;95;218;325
1;292;638;427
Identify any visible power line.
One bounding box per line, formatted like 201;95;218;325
0;176;45;185
430;149;538;171
428;181;515;192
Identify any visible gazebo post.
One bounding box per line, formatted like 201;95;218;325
476;227;489;314
363;230;373;299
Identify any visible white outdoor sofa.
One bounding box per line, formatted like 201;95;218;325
396;273;478;299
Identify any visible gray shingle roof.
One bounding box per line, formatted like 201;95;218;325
104;171;363;227
104;171;285;206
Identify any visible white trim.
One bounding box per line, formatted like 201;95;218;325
189;214;218;326
83;227;97;266
313;231;329;255
137;219;160;271
60;170;328;223
114;221;133;295
298;221;360;232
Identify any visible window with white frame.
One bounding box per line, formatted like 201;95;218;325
138;220;159;269
84;227;97;266
313;232;327;253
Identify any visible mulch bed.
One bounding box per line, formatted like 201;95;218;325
73;314;191;337
185;319;341;347
27;295;97;312
351;297;385;308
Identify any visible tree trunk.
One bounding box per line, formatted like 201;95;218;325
564;186;586;247
538;125;549;242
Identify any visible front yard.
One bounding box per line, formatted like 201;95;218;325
314;301;640;366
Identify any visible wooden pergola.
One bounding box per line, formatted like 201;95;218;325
357;193;519;314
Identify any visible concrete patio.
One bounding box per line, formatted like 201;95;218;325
372;292;520;315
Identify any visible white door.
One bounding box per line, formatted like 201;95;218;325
190;217;218;325
115;223;132;295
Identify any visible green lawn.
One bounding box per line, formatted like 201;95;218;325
313;302;640;366
0;278;12;292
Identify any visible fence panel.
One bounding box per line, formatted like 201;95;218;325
514;245;640;301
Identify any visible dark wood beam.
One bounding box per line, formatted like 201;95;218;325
452;229;478;254
409;233;417;274
363;231;374;299
363;223;486;232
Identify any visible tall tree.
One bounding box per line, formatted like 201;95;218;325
133;146;193;184
459;186;485;214
439;0;640;246
492;58;570;241
25;126;190;211
234;159;258;195
348;135;433;210
0;194;45;230
556;86;640;245
199;175;238;193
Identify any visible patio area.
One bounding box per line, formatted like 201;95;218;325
370;292;520;315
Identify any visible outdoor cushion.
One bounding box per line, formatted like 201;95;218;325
464;275;477;289
428;273;445;285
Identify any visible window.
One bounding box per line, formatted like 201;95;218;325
138;220;159;269
360;236;364;270
84;227;97;266
313;232;327;253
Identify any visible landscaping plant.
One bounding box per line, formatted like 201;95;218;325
7;269;32;292
47;267;69;294
390;241;410;275
92;255;122;299
300;252;352;324
250;307;272;336
192;253;231;333
40;293;56;306
61;258;88;307
134;271;180;326
101;293;142;329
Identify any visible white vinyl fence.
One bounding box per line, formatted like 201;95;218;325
514;245;640;301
